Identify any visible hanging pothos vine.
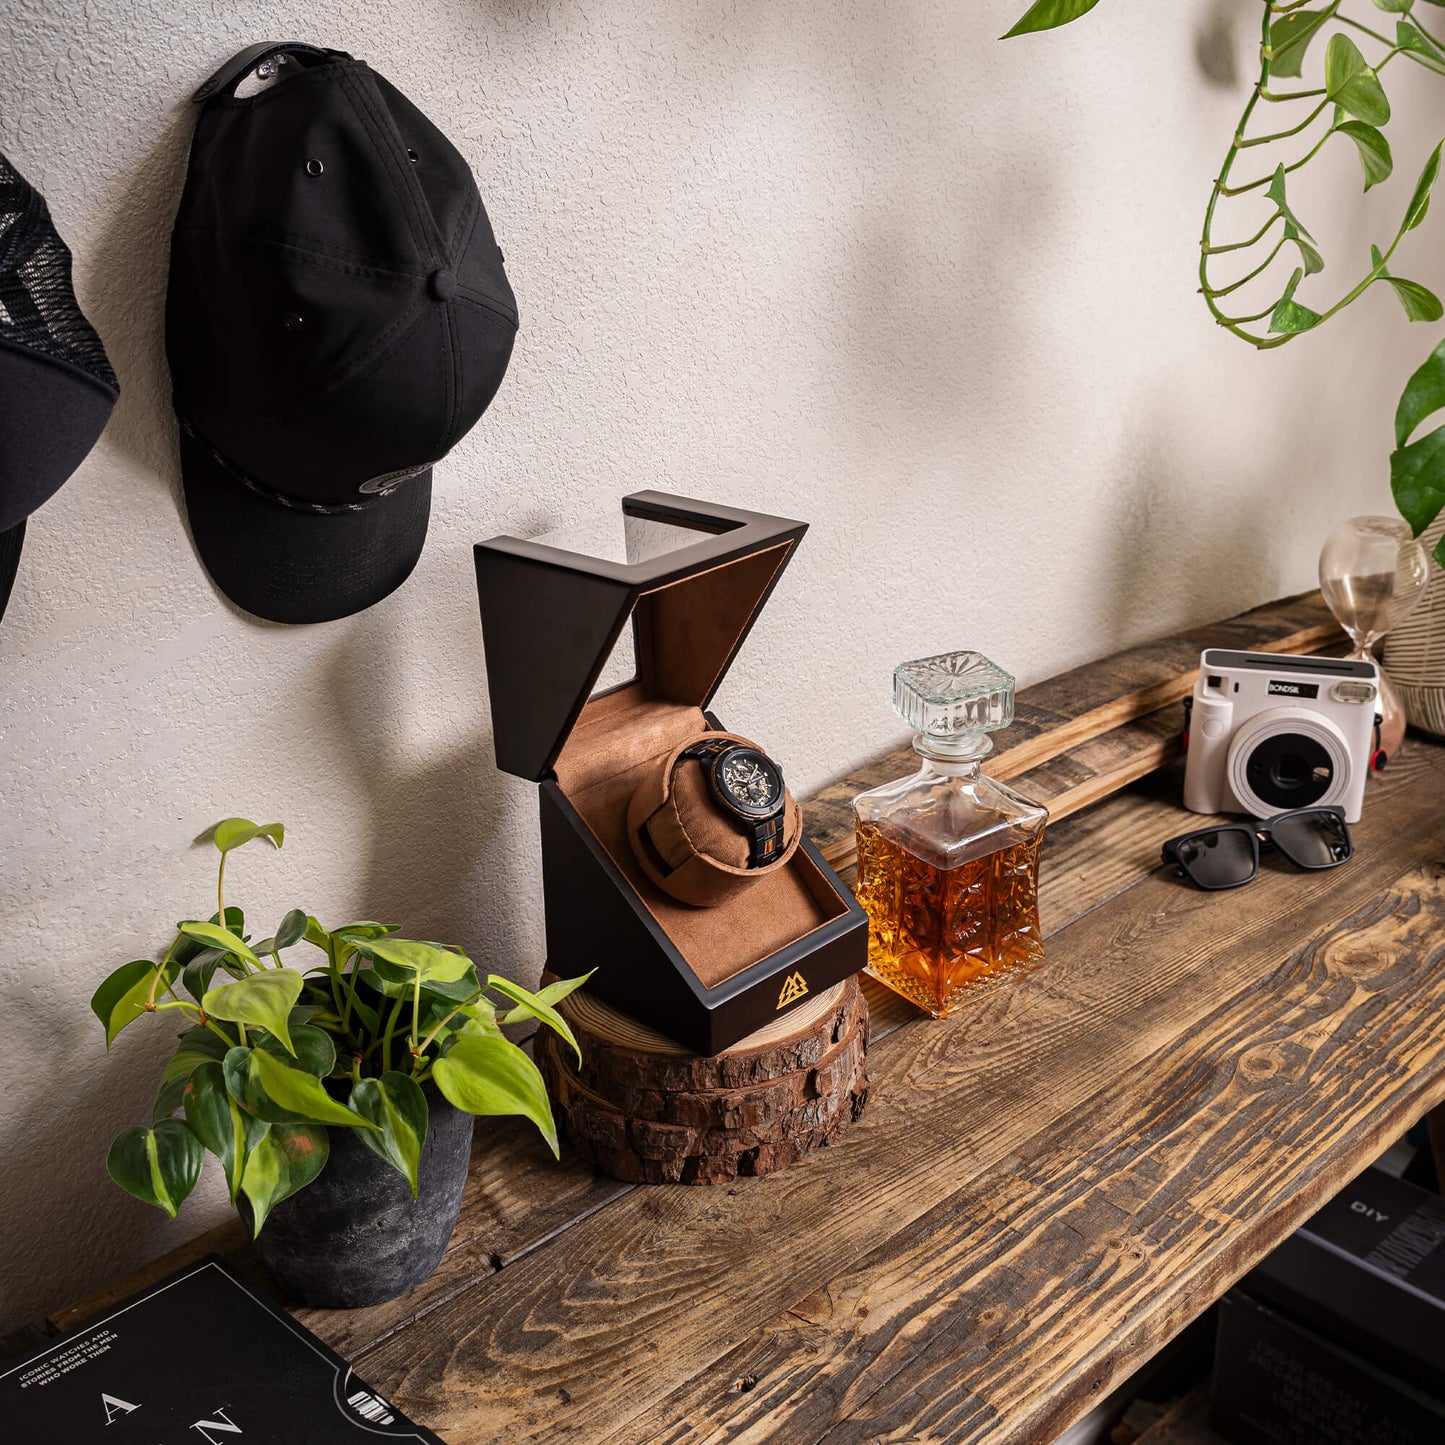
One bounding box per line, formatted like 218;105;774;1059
1005;0;1445;568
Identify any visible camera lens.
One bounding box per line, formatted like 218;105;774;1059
1244;732;1333;809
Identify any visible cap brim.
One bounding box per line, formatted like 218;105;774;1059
0;519;24;624
180;429;431;624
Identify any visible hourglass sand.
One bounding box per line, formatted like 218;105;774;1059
1318;516;1429;764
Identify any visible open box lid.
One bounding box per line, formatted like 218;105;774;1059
474;492;807;781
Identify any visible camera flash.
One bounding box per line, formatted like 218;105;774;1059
1331;680;1377;704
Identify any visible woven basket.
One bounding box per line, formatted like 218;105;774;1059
1383;514;1445;738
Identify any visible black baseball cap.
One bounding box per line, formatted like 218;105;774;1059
0;149;119;624
167;42;518;624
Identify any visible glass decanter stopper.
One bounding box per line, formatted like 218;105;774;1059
1318;516;1428;765
852;652;1047;1019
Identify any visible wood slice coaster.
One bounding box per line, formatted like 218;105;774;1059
537;976;869;1185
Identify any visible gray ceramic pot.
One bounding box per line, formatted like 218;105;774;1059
243;1092;474;1308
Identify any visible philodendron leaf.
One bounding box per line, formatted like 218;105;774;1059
203;970;305;1055
91;958;180;1047
1002;0;1101;38
153;1026;232;1119
1336;118;1393;191
1325;34;1391;126
1283;221;1324;277
332;921;401;945
1268;9;1331;80
251;908;310;959
363;938;475;987
1265;166;1314;242
184;1061;269;1204
489;973;590;1066
182;946;241;1003
1269;268;1322;334
173;908;244;968
1373;0;1414;13
1402;139;1445;233
223;1045;378;1130
240;1124;328;1236
179;920;261;970
350;1073;429;1198
1391;425;1445;539
257;1024;336;1078
106;1119;203;1219
432;1035;559;1158
211;818;284;854
1397;19;1445;75
1395;336;1445;447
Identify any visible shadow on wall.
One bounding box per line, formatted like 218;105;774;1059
316;623;519;952
84;104;193;499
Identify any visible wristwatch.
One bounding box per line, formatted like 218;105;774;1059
680;738;789;869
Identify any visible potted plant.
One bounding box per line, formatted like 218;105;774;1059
1005;1;1445;728
92;818;590;1308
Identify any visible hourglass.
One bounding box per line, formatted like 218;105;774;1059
1318;516;1429;764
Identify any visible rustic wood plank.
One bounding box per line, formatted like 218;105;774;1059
49;1113;630;1362
807;592;1339;872
347;741;1445;1445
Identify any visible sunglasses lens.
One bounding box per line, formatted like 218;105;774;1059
1272;810;1352;868
1177;829;1256;888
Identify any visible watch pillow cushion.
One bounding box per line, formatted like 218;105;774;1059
627;731;802;907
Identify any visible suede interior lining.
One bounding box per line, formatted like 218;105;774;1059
551;542;845;990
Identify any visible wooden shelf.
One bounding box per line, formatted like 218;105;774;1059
49;614;1445;1445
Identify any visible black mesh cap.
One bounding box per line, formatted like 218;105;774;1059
0;149;119;620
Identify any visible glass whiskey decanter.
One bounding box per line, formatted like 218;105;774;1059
853;652;1047;1018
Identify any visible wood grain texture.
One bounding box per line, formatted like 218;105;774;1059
346;741;1445;1445
807;591;1341;873
49;1112;631;1362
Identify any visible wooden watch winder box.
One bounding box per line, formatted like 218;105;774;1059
474;491;867;1055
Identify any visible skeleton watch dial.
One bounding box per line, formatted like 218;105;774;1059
708;746;784;820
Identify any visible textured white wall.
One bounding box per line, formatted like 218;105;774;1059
0;0;1432;1333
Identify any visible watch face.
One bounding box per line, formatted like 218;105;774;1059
710;747;784;819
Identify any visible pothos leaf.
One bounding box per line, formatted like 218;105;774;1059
1324;34;1391;126
1269;268;1322;334
1394;335;1445;447
1371;242;1445;324
1001;0;1102;39
1335;118;1393;191
1391;424;1445;538
1396;19;1445;76
1265;165;1314;242
1372;0;1414;13
1268;9;1332;81
1402;139;1445;233
1283;221;1323;276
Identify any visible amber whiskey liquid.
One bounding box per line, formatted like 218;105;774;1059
855;821;1044;1018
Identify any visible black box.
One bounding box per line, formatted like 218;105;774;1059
1210;1165;1445;1444
475;492;868;1054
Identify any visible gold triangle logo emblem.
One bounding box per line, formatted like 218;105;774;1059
776;971;809;1009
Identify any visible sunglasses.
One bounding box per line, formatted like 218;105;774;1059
1161;806;1353;891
